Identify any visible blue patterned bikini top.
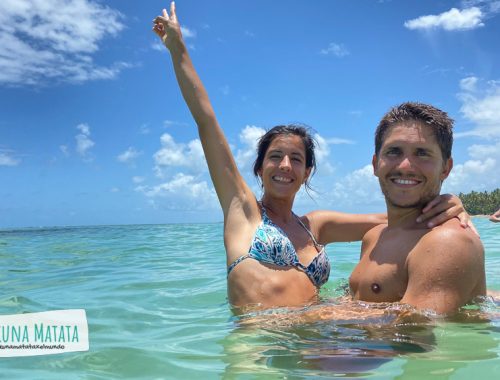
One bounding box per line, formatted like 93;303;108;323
227;206;331;287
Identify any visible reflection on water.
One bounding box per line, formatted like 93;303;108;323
221;299;499;378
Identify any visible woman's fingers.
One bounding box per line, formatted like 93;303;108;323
153;16;167;26
417;200;449;223
459;212;469;227
170;1;177;21
152;2;180;46
466;218;480;237
421;194;444;213
454;210;479;236
425;208;452;228
152;25;162;37
420;205;479;237
153;3;176;31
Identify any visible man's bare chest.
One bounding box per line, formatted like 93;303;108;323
349;233;423;302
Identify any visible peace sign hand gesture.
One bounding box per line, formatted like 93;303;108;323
153;2;183;51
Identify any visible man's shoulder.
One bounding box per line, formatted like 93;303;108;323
414;218;484;260
422;218;481;245
362;223;387;244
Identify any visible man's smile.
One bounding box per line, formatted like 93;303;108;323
390;177;422;186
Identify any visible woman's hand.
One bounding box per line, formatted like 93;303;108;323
417;194;478;236
153;2;183;51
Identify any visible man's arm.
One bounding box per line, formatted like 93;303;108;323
400;224;485;315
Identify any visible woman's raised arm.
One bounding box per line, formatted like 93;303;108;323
153;3;253;216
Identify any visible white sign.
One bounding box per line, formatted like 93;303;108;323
0;309;89;357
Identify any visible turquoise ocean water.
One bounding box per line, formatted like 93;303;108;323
0;218;499;378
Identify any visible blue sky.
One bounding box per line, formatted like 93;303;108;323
1;0;499;228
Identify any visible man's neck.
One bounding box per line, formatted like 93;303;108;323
386;205;427;229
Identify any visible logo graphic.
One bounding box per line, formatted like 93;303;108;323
0;309;89;357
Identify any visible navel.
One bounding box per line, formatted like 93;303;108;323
371;283;381;294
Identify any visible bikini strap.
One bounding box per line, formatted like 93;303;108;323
294;213;322;247
260;201;321;248
227;254;250;277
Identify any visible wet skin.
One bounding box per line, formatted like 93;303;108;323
350;122;485;314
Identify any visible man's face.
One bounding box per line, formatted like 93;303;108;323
373;122;453;209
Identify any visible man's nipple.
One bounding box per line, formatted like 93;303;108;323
371;283;381;294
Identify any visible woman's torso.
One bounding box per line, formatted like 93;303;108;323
225;205;330;310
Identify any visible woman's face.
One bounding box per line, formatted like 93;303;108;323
258;134;311;199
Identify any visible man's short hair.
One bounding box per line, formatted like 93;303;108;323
375;102;454;160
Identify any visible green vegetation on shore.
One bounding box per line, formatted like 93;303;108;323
458;188;500;215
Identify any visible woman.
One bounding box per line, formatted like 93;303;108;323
490;208;500;223
152;3;471;311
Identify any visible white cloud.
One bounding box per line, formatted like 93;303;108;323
461;1;500;14
0;150;20;166
232;126;351;175
0;0;130;86
180;26;196;39
142;125;362;211
136;113;498;213
152;26;195;49
140;124;151;135
457;77;500;138
349;110;363;117
75;123;95;157
467;140;500;159
442;76;500;193
59;145;69;156
459;76;478;92
313;134;336;175
163;120;188;128
327;164;384;207
235;125;265;170
153;133;207;177
324;137;356;145
320;43;350;57
117;147;141;164
151;40;165;52
444;157;498;193
313;134;331;164
77;124;90;135
110;187;120;193
404;7;484;31
135;173;217;210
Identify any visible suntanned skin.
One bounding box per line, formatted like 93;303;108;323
350;122;486;315
153;3;389;310
490;208;500;223
153;3;476;311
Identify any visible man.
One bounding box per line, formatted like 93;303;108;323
349;102;486;315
